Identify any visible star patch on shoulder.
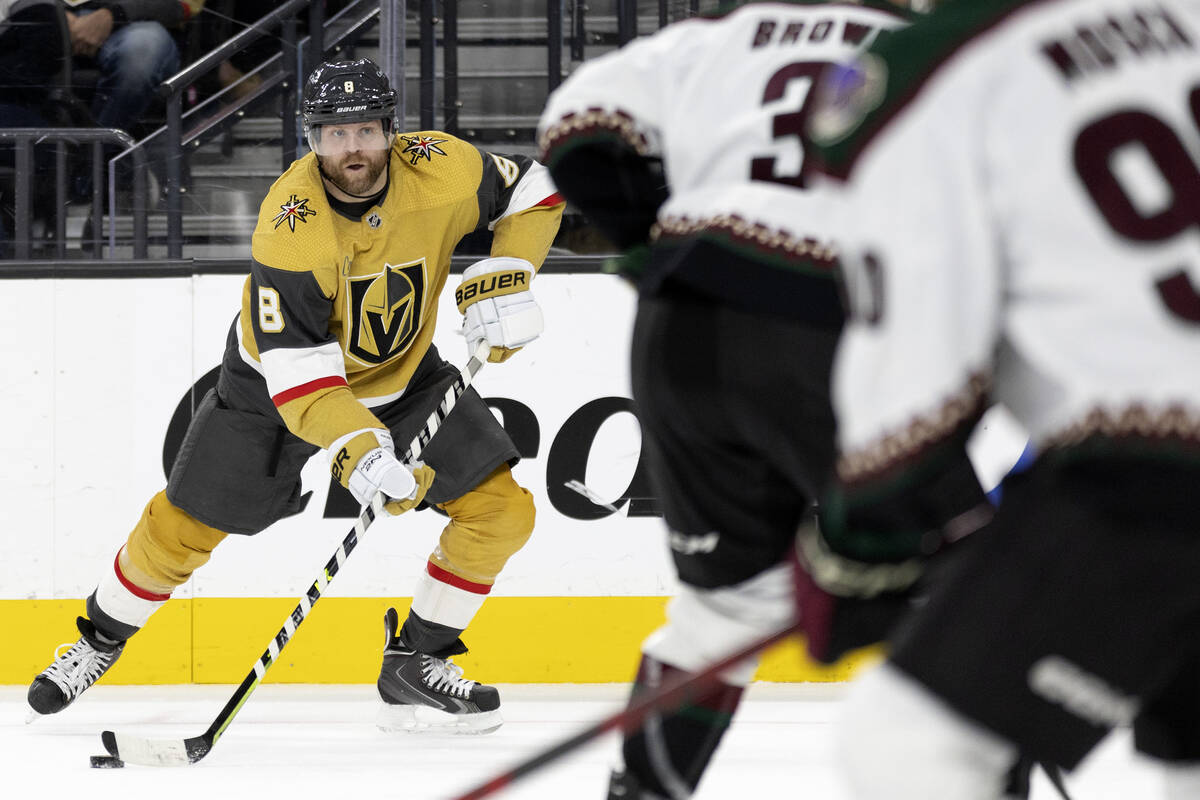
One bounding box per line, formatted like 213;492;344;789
401;135;449;165
808;54;888;146
272;194;317;232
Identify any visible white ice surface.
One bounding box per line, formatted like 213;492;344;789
0;683;1170;799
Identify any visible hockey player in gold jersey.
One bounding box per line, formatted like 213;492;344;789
28;58;564;734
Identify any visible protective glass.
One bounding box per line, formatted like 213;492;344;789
307;121;393;157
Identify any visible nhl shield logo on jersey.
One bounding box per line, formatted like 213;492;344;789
808;54;888;146
401;135;449;165
346;260;427;365
272;194;317;231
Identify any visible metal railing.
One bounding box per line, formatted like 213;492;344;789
2;0;714;262
418;0;710;137
0;129;147;260
0;252;613;277
156;0;313;258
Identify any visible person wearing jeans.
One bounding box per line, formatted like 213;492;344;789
63;1;194;197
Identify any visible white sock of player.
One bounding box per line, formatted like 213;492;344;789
89;548;171;640
837;662;1018;800
409;562;489;633
642;562;794;685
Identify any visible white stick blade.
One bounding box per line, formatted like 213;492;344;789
564;480;620;512
106;731;194;766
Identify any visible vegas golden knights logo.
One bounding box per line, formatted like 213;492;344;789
346;260;427;364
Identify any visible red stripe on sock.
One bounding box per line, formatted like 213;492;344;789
272;376;348;407
113;552;172;602
426;562;492;595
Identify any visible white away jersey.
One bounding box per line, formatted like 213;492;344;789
809;0;1200;480
538;0;907;260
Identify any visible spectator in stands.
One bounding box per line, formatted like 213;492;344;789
212;0;351;103
214;0;271;102
1;0;63;113
62;1;204;200
0;0;67;256
62;1;203;133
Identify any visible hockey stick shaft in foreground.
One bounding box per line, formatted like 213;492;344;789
101;341;492;767
450;620;802;800
447;618;1073;800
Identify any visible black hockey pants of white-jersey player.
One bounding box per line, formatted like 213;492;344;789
794;1;1200;798
28;57;564;733
539;2;993;798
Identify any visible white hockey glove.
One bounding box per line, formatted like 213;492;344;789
456;256;543;363
329;429;436;515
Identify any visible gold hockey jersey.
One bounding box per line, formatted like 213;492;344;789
234;131;564;450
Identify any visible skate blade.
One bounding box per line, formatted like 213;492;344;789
376;703;502;735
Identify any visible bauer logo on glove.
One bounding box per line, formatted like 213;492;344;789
457;256;544;363
455;269;528;306
328;428;436;515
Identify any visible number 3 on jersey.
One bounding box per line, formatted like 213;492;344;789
1074;85;1200;324
750;61;826;188
258;287;286;333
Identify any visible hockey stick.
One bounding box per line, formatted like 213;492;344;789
98;341;492;767
449;620;802;800
449;621;1072;800
563;479;620;512
1041;763;1074;800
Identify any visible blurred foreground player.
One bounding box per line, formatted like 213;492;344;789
535;3;985;797
28;57;563;734
796;1;1200;796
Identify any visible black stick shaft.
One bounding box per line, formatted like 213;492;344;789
202;499;378;746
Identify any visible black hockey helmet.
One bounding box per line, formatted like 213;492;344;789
302;58;397;152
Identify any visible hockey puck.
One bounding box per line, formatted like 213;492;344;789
90;754;125;769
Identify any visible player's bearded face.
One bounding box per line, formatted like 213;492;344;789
314;120;391;196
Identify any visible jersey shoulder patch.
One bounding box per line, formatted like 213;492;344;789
807;0;1035;179
252;155;340;285
256;155;325;235
390;131;485;210
396;130;458;165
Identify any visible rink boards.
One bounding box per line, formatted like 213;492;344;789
0;269;1022;685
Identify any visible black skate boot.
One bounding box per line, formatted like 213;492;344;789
27;617;126;716
375;607;502;734
606;769;669;800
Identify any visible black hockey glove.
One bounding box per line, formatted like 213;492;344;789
545;142;669;252
792;451;993;665
790;519;930;665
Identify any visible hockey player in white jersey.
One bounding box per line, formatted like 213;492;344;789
536;3;992;798
795;1;1200;797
